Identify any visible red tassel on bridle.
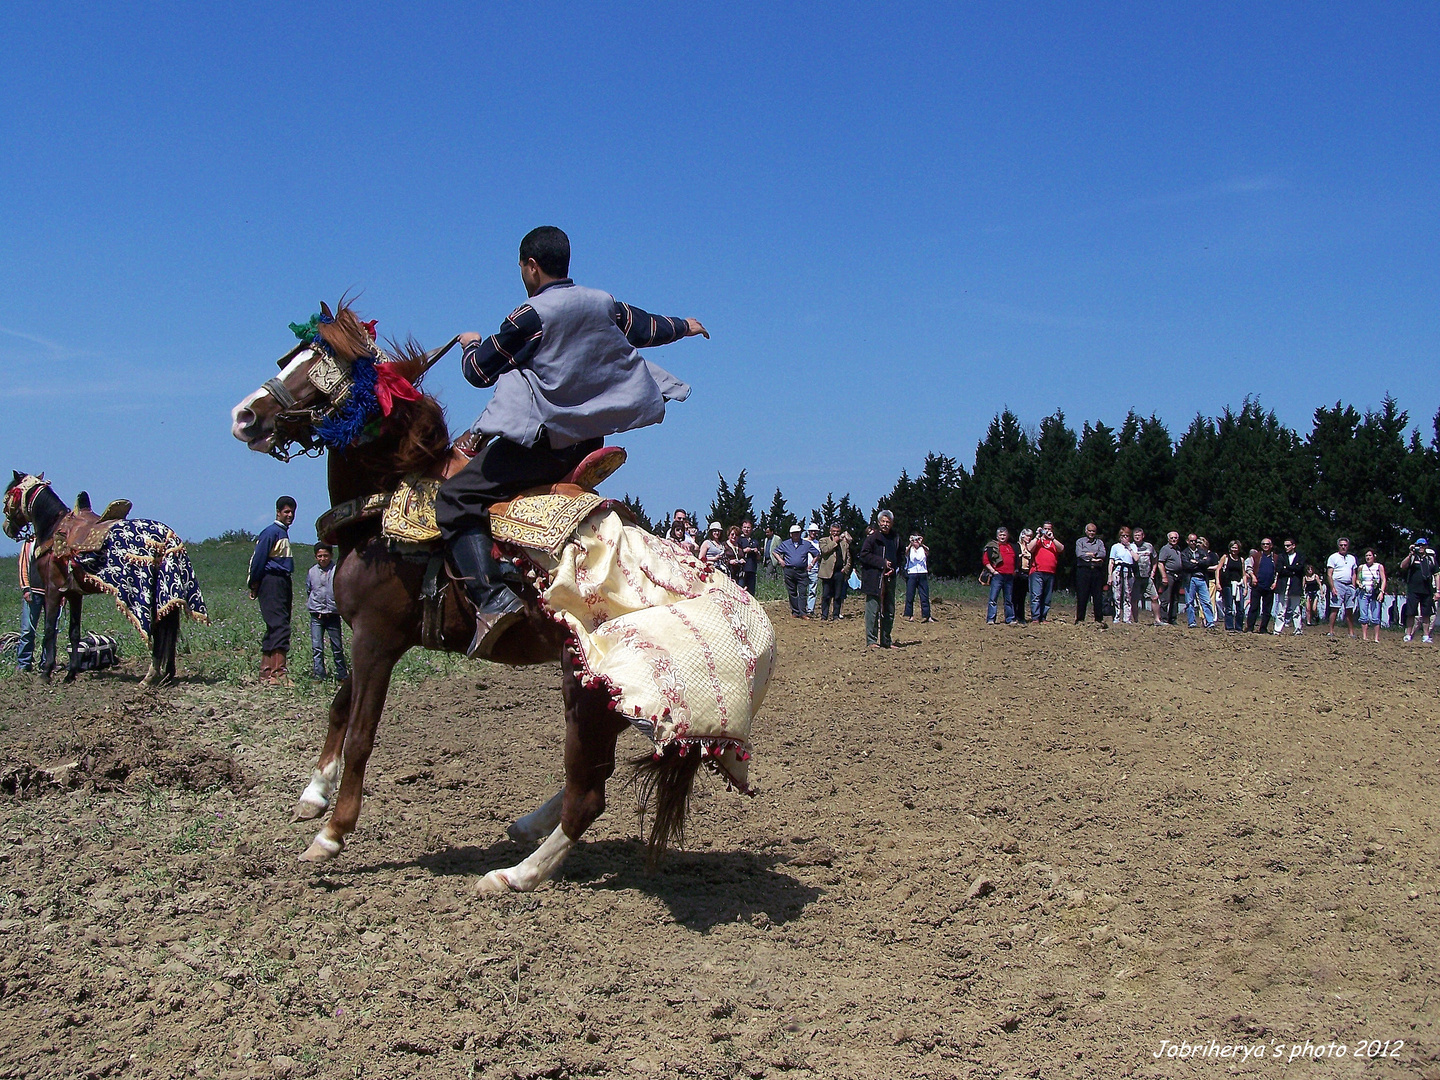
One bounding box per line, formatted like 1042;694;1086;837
373;364;422;416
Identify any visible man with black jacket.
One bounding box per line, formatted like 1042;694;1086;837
1181;535;1218;628
859;510;900;648
1273;538;1305;635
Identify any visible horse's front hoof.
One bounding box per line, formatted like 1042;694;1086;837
298;833;342;862
476;869;517;895
293;797;329;822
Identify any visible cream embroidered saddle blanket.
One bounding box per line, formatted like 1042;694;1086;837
502;502;774;794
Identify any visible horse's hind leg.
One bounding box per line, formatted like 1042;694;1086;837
506;789;564;844
295;677;351;821
145;610;178;685
478;662;627;894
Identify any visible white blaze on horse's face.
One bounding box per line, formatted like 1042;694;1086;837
230;348;317;451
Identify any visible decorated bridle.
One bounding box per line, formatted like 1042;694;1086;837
261;307;458;462
2;474;49;541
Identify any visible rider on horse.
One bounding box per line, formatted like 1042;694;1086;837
438;226;709;658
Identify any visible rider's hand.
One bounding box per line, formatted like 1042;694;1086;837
458;332;482;346
685;318;710;339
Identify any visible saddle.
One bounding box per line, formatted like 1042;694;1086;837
51;493;132;563
316;444;630;547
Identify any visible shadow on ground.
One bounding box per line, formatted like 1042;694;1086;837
341;837;823;931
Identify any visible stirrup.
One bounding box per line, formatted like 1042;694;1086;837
467;608;524;659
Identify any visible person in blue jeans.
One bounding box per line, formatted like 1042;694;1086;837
1182;535;1218;628
983;526;1017;624
15;538;44;672
773;524;812;618
305;544;348;681
1026;523;1062;622
903;533;932;621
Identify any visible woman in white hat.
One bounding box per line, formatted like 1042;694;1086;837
697;521;728;572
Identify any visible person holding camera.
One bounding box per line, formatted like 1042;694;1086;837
1400;538;1437;643
1026;522;1062;622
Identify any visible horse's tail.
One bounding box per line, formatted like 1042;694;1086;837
630;745;703;865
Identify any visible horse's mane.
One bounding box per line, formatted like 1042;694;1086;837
319;302;451;478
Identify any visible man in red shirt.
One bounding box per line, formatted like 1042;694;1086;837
1026;521;1062;622
983;526;1019;624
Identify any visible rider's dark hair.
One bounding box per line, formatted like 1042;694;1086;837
520;226;570;278
276;496;297;513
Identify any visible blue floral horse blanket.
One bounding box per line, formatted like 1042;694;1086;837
69;520;208;641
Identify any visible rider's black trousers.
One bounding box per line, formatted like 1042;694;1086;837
436;436;602;541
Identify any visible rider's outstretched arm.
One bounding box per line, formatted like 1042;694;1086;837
613;301;708;344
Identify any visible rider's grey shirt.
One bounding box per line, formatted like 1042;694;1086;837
472;282;691;449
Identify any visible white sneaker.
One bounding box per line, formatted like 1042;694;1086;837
1425;636;1433;644
1404;633;1413;642
1293;628;1303;636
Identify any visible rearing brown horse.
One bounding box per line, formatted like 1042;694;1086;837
230;303;707;892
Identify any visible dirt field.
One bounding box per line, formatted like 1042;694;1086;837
1;599;1437;1079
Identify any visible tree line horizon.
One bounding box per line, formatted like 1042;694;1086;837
623;396;1440;580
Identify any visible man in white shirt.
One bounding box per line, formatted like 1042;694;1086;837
1326;537;1359;639
804;524;822;615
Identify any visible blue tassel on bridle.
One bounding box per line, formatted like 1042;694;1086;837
315;350;380;449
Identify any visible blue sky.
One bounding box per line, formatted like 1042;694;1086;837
3;3;1437;546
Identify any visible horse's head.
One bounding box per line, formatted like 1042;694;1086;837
3;471;46;540
231;302;457;461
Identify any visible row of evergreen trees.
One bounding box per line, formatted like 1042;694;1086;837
625;397;1440;579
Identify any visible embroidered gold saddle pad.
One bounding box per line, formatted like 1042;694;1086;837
381;475;443;544
489;485;604;558
378;480;613;555
316;479;613;553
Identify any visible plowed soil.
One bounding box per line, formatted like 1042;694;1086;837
1;601;1437;1079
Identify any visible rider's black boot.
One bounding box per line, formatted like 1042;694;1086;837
449;526;525;659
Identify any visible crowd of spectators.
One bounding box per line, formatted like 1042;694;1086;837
653;507;936;650
649;503;1438;647
979;522;1439;640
